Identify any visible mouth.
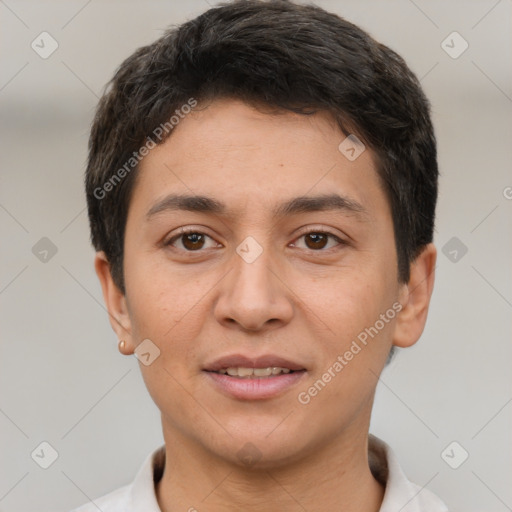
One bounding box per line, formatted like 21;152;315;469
212;366;297;378
203;354;307;400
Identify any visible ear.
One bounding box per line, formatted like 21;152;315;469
94;251;134;354
393;243;437;348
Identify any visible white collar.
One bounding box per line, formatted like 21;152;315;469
117;434;448;511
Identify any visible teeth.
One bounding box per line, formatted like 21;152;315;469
238;367;254;377
217;367;292;378
253;367;272;377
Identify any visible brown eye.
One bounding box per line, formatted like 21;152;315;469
304;233;329;250
165;229;218;251
181;232;206;250
292;230;345;251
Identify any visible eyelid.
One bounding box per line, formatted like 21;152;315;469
291;225;348;250
293;224;346;240
163;225;218;247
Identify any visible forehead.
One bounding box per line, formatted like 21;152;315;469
132;98;387;222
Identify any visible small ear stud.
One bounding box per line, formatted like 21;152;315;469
118;340;126;353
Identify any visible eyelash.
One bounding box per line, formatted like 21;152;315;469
164;227;347;253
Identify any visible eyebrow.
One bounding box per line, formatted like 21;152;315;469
146;193;368;221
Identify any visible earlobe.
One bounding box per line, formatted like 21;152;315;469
392;243;437;348
94;251;134;354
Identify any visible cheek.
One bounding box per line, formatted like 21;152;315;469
307;269;385;328
124;249;203;338
124;262;208;421
304;266;397;373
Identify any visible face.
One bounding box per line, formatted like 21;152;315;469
100;98;423;468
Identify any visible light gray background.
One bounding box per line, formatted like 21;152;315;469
1;1;511;511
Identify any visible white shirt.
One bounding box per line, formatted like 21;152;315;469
70;434;449;511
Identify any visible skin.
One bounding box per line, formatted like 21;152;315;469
95;97;436;511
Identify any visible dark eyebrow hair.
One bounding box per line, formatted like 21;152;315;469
146;193;368;220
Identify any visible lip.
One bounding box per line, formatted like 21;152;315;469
203;354;305;372
202;353;307;401
204;370;307;400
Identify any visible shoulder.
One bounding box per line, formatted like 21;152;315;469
68;483;130;512
67;444;165;512
409;481;449;511
368;434;449;511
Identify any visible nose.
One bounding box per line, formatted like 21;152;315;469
213;241;294;333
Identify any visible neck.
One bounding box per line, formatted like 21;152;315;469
156;421;385;512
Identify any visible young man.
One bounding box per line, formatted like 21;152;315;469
74;0;448;510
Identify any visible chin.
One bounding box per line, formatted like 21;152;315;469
205;423;313;471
